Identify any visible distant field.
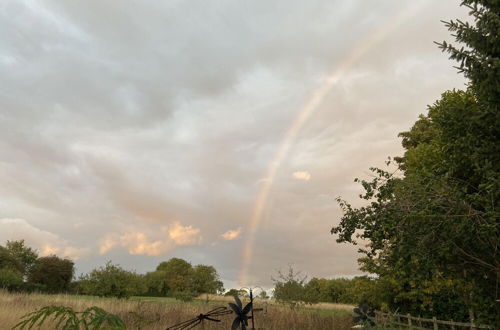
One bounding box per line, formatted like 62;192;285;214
0;290;354;329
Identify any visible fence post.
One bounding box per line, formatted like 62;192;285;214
432;316;438;330
407;313;412;329
451;319;456;330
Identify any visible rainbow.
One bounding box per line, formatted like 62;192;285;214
238;1;430;286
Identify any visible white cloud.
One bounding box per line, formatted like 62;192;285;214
292;171;312;181
168;222;201;245
119;231;171;256
99;221;201;256
221;228;242;241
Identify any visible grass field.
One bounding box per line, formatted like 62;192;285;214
0;290;355;329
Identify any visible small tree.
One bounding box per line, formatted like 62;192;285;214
272;265;309;308
0;246;23;273
5;240;38;279
0;267;23;290
224;289;241;297
258;290;269;300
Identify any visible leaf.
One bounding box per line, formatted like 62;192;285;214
234;295;243;309
231;317;241;330
353;316;363;323
241;302;252;315
228;303;241;314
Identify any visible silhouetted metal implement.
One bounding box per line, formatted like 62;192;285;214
166;306;232;330
353;304;376;327
165;288;264;330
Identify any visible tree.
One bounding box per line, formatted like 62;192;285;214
224;289;243;297
79;261;144;299
191;265;224;295
0;267;23;290
143;270;168;296
272;265;311;307
0;246;23;274
156;258;193;295
5;240;38;279
437;0;500;111
258;290;269;300
331;1;499;323
29;255;74;293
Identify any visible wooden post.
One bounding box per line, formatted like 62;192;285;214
250;289;255;330
432;316;438;330
451;319;456;330
407;313;412;329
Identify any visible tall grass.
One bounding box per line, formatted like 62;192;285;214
0;290;354;329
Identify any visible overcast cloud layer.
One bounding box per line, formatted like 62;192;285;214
0;0;467;289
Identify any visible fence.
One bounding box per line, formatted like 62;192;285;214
376;311;494;329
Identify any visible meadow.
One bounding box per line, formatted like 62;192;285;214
0;290;355;329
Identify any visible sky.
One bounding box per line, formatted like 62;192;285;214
0;0;468;290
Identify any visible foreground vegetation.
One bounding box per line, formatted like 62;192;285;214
0;290;354;330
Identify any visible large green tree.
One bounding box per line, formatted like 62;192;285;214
332;0;498;324
29;255;74;293
191;265;224;295
156;258;194;298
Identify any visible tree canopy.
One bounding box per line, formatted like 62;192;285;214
29;255;74;293
331;0;499;324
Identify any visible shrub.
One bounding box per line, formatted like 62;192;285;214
79;262;145;299
0;267;23;290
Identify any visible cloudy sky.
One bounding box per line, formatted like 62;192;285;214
0;0;467;289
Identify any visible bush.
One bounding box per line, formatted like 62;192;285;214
272;265;311;308
0;267;23;290
79;261;145;299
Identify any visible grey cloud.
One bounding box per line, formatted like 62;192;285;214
0;0;468;287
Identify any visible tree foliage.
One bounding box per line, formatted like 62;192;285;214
13;305;125;330
144;258;224;300
331;0;499;324
79;261;145;299
0;245;24;274
5;240;38;278
191;264;224;295
29;255;74;293
272;265;314;308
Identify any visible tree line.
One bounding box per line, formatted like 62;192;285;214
331;0;498;325
271;265;394;308
0;239;404;309
0;240;223;300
